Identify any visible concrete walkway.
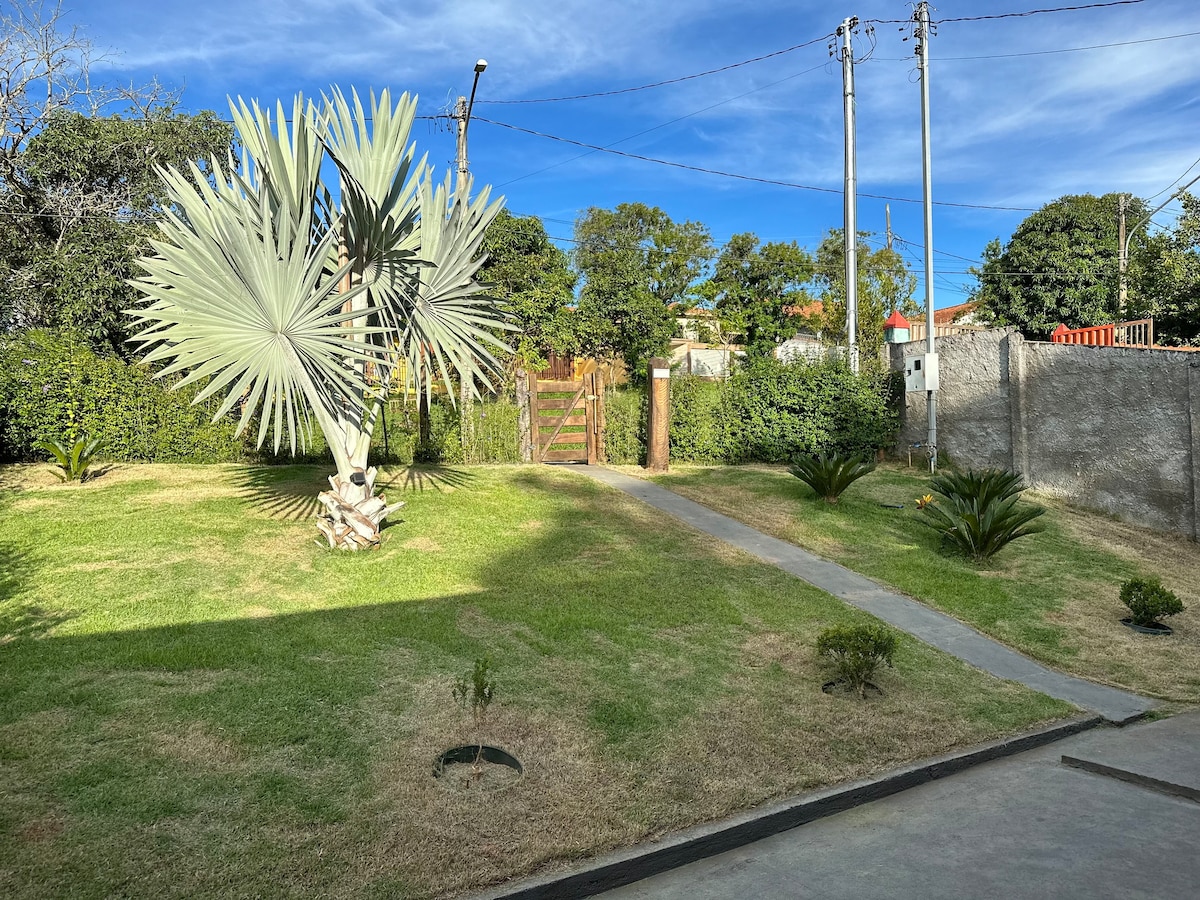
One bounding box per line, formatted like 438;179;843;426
599;711;1200;900
577;466;1154;724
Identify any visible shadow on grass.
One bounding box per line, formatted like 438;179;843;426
232;464;478;522
382;465;476;494
231;465;327;522
0;535;72;640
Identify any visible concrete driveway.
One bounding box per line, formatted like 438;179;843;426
600;712;1200;900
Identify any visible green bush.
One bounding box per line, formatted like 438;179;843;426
723;356;896;462
919;468;1046;562
668;375;727;463
790;452;876;504
0;329;247;463
1120;577;1184;627
600;360;894;466
602;387;645;465
816;623;898;699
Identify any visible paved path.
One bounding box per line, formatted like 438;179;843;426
599;711;1200;899
577;466;1154;724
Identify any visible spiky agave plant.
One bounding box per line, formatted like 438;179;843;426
127;88;510;549
918;468;1045;562
789;452;877;504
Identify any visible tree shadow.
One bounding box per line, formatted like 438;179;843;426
0;540;71;641
231;465;327;522
380;465;476;494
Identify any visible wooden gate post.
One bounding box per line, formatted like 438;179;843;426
516;368;533;463
646;357;670;473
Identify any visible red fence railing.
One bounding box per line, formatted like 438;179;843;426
1051;319;1153;349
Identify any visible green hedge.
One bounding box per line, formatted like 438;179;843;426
724;356;896;462
602;358;896;465
0;329;247;463
0;330;523;467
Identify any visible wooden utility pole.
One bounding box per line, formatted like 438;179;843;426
646;358;670;473
452;61;488;458
1118;193;1129;313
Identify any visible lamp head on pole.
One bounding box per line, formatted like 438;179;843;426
474;59;488;74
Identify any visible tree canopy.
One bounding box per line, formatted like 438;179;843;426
971;193;1151;339
1131;192;1200;345
573;202;713;374
0;109;235;349
809;229;918;365
477;209;577;369
700;232;814;358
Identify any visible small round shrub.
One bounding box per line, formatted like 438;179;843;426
1120;577;1184;627
816;623;898;698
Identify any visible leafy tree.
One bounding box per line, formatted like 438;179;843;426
128;89;508;550
700;232;815;358
573;202;713;374
810;229;918;366
971;193;1152;339
478;209;577;369
0;109;235;349
1132;192;1200;345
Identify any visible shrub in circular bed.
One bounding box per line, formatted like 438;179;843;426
816;623;898;698
1120;577;1184;628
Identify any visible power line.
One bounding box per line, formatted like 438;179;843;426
494;59;833;189
1145;153;1200;202
476;33;835;105
475;116;1038;212
869;29;1200;61
868;0;1145;25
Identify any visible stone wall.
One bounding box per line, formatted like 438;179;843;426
891;329;1200;537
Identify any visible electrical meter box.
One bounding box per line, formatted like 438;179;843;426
904;353;940;392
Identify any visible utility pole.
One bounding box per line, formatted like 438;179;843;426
915;1;938;471
1117;193;1128;314
885;203;893;252
452;60;488;457
838;16;859;374
1118;172;1200;318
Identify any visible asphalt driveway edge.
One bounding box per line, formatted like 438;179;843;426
471;714;1105;900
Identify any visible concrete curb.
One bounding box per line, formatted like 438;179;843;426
1061;755;1200;804
471;715;1104;900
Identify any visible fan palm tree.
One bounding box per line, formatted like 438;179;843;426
127;88;509;549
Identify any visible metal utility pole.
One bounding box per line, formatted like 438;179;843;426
886;203;893;252
916;1;938;471
838;16;859;374
452;60;488;455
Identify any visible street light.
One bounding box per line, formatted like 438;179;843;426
456;59;488;188
1119;170;1200;311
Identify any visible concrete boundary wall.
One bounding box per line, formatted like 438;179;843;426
891;329;1200;538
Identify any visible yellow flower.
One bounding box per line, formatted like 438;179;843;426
915;494;934;510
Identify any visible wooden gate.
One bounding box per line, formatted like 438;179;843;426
530;367;604;464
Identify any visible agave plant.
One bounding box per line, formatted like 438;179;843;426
38;435;101;482
789;452;877;504
918;468;1045;562
127;88;510;549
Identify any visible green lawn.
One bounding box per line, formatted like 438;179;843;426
648;463;1200;704
1;464;1071;898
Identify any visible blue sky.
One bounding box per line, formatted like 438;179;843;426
78;0;1200;309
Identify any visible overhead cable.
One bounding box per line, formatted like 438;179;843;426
474;116;1038;212
475;33;834;105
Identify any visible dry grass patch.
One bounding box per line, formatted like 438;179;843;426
651;464;1200;702
0;463;1075;899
